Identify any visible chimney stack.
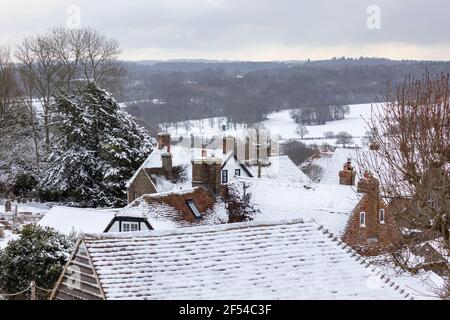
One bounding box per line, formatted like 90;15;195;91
222;136;235;155
191;157;223;194
161;153;173;180
157;132;171;153
357;171;380;195
339;158;356;185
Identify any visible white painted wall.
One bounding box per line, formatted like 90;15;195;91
222;155;252;182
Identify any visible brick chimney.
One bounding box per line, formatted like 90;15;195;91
161;153;173;180
357;171;380;196
191;157;222;194
222;136;235;155
157;132;171;153
339;158;356;185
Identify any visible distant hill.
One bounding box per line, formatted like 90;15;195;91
118;58;450;134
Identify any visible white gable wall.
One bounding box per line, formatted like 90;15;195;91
221;156;251;183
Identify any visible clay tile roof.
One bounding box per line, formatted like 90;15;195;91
80;219;414;300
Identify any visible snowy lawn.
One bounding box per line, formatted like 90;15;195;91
162;103;375;147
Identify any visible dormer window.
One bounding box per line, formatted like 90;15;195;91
186;200;202;219
123;222;139;232
379;209;385;224
359;212;366;227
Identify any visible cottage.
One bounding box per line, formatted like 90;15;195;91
40;185;248;235
51;219;413;300
126;132;308;204
342;172;401;255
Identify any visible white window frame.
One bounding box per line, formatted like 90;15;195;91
122;222;139;232
379;209;385;224
359;212;366;227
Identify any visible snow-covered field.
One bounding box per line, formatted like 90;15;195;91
161;103;375;146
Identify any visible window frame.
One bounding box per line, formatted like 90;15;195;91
222;169;228;183
379;208;385;224
235;168;241;177
122;222;139;232
359;212;366;227
186;200;202;219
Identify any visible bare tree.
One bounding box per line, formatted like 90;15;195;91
324;131;334;139
335;131;354;148
15;27;125;153
358;73;450;296
296;124;309;139
0;47;37;187
16;34;61;152
78;27;125;91
303;164;325;183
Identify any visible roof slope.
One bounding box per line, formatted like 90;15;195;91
39;206;118;234
249;155;311;183
235;177;360;236
82;219;412;300
119;187;229;230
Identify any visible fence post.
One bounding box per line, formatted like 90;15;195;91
30;281;36;300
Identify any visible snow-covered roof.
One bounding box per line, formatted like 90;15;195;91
81;219;413;300
117;187;230;230
39;206;119;235
234;177;361;236
127;143;310;192
249;155;311;183
318;147;361;185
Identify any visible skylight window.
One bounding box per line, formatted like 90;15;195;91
186;200;202;219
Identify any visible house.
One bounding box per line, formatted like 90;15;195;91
126;132;309;203
342;172;401;255
231;148;401;256
50;219;413;300
40;183;249;235
105;186;247;232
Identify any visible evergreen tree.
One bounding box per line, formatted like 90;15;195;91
0;225;73;300
39;82;152;207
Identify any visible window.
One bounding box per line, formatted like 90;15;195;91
186;200;202;219
379;209;385;224
222;170;228;183
122;222;139;232
359;212;366;227
235;169;241;177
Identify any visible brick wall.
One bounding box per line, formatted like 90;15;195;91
342;193;401;256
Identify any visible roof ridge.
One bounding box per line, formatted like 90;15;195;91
83;218;307;240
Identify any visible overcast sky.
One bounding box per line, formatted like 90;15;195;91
1;0;449;61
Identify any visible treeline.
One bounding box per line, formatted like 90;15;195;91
290;105;350;126
121;58;450;130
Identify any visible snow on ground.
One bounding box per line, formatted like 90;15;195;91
0;230;19;250
0;198;52;215
162;103;374;146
